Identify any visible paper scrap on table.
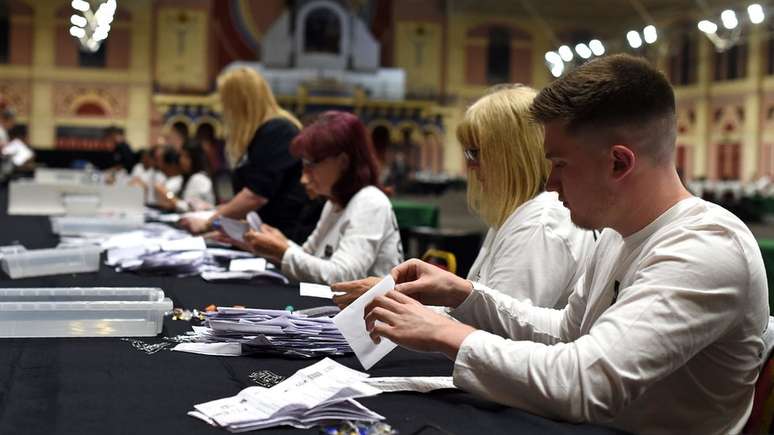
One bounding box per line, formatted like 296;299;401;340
229;258;266;272
299;282;338;299
246;211;262;231
363;376;456;393
160;236;206;251
189;358;383;431
333;275;398;370
106;245;148;266
219;217;249;242
156;213;181;223
201;270;289;284
173;342;242;356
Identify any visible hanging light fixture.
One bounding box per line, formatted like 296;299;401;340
69;0;118;53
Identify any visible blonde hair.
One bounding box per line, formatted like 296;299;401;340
217;67;302;165
457;85;549;228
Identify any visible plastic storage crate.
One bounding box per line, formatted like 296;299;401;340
1;246;101;279
0;287;172;337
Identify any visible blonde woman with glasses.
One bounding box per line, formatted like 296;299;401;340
180;67;310;241
333;85;594;309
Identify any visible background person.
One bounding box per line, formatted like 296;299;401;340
361;54;768;434
154;145;214;212
333;85;594;309
179;67;310;242
242;111;403;285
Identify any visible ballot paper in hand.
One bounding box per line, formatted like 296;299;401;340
189;358;384;432
333;275;398;370
218;217;249;242
246;211;262;231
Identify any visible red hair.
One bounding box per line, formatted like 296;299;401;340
291;111;381;205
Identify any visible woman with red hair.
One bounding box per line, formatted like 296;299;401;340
244;111;403;284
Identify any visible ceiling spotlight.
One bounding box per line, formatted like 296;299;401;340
70;14;87;28
545;51;562;64
626;30;643;49
550;63;564;78
71;0;89;12
643;25;657;44
589;39;605;56
721;9;738;29
558;45;574;62
697;20;718;34
748;4;765;24
575;43;592;59
69;26;86;38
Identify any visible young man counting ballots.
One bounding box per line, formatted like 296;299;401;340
361;54;769;434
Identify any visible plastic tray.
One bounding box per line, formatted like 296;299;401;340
1;246;101;279
0;287;172;337
51;214;144;235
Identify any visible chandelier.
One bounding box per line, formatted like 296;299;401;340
69;0;117;53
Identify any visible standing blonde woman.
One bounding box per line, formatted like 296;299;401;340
180;67;310;241
333;85;594;309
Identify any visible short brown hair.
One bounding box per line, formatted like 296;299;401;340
530;54;676;161
530;54;677;164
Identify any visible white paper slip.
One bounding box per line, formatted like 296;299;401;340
156;213;181;223
160;236;206;251
299;282;336;299
219;216;249;242
363;376;456;393
246;211;262;231
229;258;266;272
200;270;290;284
172;342;242;356
333;275;398;370
106;245;152;266
182;210;216;221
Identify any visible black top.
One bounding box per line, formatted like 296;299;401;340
232;118;307;242
112;141;136;172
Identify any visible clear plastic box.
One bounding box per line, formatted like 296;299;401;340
63;194;100;216
1;246;101;279
0;287;172;337
51;214;144;235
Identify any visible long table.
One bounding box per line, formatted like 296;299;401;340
0;195;623;435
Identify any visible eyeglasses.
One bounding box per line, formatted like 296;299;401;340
463;148;480;163
301;157;325;169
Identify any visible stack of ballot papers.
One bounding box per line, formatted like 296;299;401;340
173;307;352;358
189;358;384;431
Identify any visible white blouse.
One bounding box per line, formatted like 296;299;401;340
467;191;595;308
281;185;403;284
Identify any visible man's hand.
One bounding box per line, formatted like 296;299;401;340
331;276;380;308
390;259;474;308
364;290;476;359
178;217;211;234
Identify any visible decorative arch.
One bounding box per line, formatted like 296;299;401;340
295;0;350;69
195;115;223;138
70;95;112;117
162;115;196;139
395;120;423;145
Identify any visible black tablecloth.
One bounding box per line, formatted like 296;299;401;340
0;193;624;435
